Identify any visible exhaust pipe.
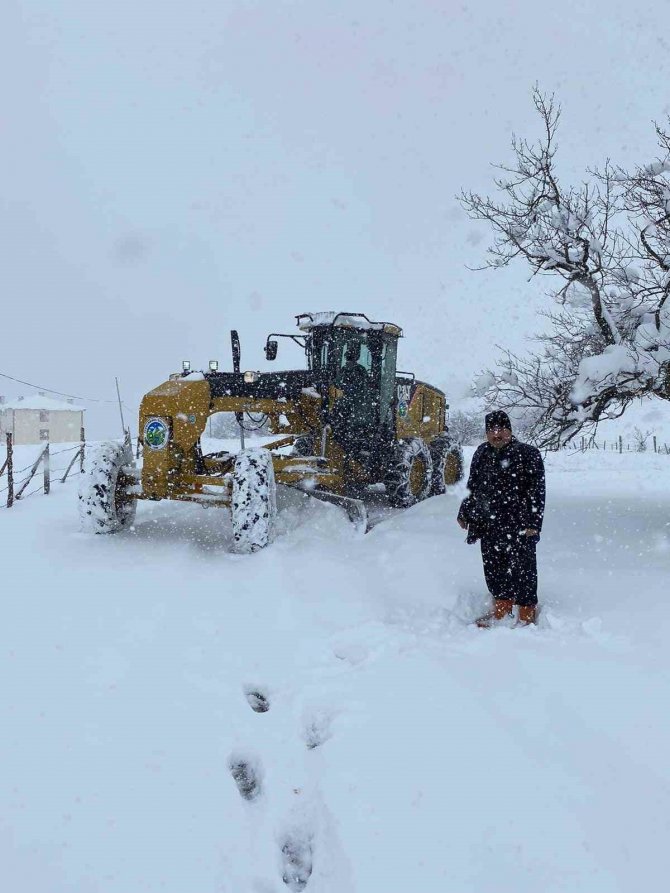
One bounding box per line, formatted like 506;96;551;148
231;330;245;451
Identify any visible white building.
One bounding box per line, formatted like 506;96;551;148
0;394;85;445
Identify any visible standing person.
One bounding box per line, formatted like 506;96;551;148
457;410;545;626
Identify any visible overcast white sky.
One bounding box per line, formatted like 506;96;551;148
3;0;670;434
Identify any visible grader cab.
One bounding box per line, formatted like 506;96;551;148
79;312;463;551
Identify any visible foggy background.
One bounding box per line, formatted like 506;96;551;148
3;0;670;436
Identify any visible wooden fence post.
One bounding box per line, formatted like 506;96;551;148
653;435;657;453
15;444;49;501
61;448;81;484
80;426;85;473
43;443;50;495
6;432;13;508
15;445;49;500
619;435;623;454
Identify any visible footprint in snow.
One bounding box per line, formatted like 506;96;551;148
244;686;270;713
228;753;263;801
281;832;313;891
302;709;333;750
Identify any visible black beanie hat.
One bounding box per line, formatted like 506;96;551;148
485;410;512;431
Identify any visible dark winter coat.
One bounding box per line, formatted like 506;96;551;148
458;438;545;542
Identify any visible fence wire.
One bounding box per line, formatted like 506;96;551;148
1;431;669;510
1;441;84;507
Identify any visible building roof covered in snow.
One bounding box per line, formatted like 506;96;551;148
1;394;85;412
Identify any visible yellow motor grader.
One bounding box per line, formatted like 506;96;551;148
79;312;463;551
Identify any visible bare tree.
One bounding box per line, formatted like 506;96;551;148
448;409;484;445
632;427;652;452
460;87;670;448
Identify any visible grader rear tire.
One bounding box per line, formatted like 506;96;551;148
231;449;277;553
384;437;433;508
430;437;464;495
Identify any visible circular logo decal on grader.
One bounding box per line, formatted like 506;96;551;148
143;417;169;450
78;313;464;552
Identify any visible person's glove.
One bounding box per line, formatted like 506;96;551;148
520;528;540;545
457;498;471;530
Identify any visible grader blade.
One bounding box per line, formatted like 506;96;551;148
305;490;369;534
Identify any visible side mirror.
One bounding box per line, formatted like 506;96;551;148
265;340;278;361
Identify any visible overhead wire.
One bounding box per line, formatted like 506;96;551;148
0;370;132;407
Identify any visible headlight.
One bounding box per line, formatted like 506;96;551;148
244;371;260;383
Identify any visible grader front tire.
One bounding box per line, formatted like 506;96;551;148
231;449;278;553
79;441;138;534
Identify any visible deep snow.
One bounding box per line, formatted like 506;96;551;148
2;442;670;892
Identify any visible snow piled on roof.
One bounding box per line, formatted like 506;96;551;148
297;311;392;331
1;394;85;412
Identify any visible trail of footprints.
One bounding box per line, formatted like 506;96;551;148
229;686;320;891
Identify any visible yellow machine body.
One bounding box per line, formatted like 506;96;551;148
136;313;461;514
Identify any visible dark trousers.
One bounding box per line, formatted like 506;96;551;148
480;533;538;607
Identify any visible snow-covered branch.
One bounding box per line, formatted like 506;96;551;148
461;89;670;447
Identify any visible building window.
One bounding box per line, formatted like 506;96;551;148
39;429;49;441
40;410;49;423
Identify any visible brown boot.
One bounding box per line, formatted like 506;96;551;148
517;605;536;625
475;598;513;628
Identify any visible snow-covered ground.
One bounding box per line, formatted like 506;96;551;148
2;441;670;892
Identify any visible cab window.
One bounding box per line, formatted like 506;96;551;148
338;338;372;373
